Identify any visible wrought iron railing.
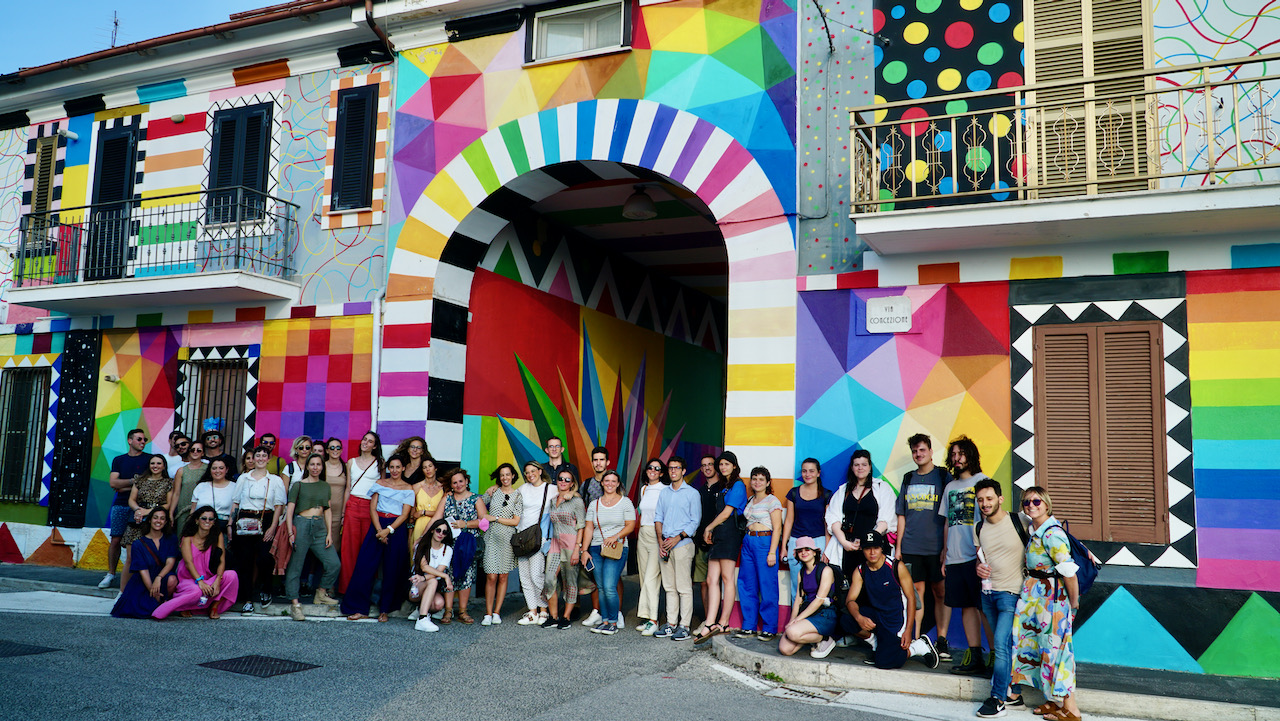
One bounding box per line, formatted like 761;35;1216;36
15;187;299;287
850;52;1280;214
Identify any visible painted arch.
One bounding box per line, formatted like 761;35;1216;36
381;99;797;477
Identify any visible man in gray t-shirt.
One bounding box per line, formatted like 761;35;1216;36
894;434;952;654
938;435;989;676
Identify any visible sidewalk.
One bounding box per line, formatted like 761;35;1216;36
711;635;1280;721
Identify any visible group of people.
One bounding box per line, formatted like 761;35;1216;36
104;428;1083;721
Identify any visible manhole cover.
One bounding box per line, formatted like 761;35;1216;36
199;655;319;678
0;641;58;658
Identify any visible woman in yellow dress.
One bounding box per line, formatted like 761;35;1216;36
410;448;443;551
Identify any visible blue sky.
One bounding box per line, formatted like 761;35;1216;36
3;1;267;74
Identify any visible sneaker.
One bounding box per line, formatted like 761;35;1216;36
810;637;837;659
590;622;608;634
241;602;255;615
259;592;272;608
835;635;853;648
518;611;538;625
415;617;439;633
1005;696;1025;708
617;613;625;625
599;623;618;635
540;615;559;628
408;609;420;621
951;648;985;676
638;620;657;635
671;626;691;641
97;573;116;589
757;632;775;642
536;610;549;624
914;635;940;669
289;603;305;622
863;657;877;666
581;608;602;626
492;614;502;624
432;609;445;620
976;697;1007;718
733;629;756;639
935;636;953;661
653;623;674;638
556;616;571;630
481;614;493;626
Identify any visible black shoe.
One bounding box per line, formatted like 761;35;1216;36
1005;696;1025;708
950;648;985;676
259;592;273;608
934;636;952;661
540;615;559;628
918;635;940;669
556;616;571;629
976;697;1007;718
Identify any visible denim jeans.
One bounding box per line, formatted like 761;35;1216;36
589;544;629;621
981;589;1022;700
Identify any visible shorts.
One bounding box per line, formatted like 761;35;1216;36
109;505;131;538
902;553;944;587
692;548;709;583
944;560;981;609
708;522;743;561
804;606;838;638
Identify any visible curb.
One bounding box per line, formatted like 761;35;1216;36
0;577;119;599
711;637;1280;721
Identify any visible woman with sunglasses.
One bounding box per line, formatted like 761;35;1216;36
323;438;347;543
431;468;488;624
283;453;342;620
342;454;415;622
584;469;636;635
541;469;586;629
154;505;239;620
339;431;385;593
515;461;555;626
170;441;207;544
112;507;178;618
190;458;237;530
634;458;668;635
410;518;456;632
269;436;315;584
1012;487;1082;721
480;463;523;625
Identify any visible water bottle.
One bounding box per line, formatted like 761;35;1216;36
199;594;209;606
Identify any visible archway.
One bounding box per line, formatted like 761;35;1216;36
382;100;797;479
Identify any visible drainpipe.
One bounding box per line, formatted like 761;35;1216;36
370;287;385;431
364;0;396;55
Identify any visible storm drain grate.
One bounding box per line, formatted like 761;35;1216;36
199;655;319;678
764;686;833;705
0;641;58;658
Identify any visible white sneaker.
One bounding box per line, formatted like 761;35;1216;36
810;637;837;659
518;611;539;625
415;617;439;633
481;614;493;626
639;620;657;636
97;573;115;589
581;609;602;626
537;610;549;624
408;609;420;621
492;614;502;624
616;613;625;625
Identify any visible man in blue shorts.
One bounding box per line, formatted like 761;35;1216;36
841;531;940;669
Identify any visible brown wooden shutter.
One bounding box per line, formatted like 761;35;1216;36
1098;324;1166;543
32;137;57;214
1035;326;1101;539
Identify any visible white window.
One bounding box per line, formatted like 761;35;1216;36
533;0;625;61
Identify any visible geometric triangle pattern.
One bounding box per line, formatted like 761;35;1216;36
1196;594;1280;678
1074;586;1205;673
176;345;261;456
1009;296;1195;569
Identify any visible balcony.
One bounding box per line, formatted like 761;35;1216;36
9;188;301;314
849;53;1280;255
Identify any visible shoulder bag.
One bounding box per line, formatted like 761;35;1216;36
597;499;624;559
510;483;550;558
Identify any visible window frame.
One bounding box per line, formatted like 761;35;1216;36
0;366;53;504
330;84;378;213
527;0;631;64
207;102;273;224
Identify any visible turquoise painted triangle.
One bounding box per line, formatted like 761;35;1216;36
796;422;858;472
581;322;607;446
645;52;706;109
497;416;549;470
848;375;906;429
857;415;907;484
797;376;860;442
514;354;565;445
1075;587;1204;673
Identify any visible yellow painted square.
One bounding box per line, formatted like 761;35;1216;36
1009;256;1063;280
187;310;214;325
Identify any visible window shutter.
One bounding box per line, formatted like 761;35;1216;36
1035;326;1100;539
1098;325;1166;543
239;108;269;195
211;114;238;191
32;137;57;214
94;134;135;204
208;103;272;222
332;86;376;212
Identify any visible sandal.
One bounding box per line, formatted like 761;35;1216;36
442;609;453;624
693;623;725;645
1034;702;1061;715
377;613;388;623
179;611;193;618
1043;709;1081;721
458;611;475;624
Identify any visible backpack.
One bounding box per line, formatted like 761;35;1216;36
978;515;1099;596
804;561;846;606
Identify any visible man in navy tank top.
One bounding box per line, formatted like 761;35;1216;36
840;530;941;670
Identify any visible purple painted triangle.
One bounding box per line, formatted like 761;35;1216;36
760;0;792;23
762;16;797;68
547;263;575;302
394;164;436;221
797;299;850;415
800;291;850;369
849;337;905;408
396;119;437;173
766;77;797;142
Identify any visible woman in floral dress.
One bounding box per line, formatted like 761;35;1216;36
433;468;487;624
1011;486;1081;721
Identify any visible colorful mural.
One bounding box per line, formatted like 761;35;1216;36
1187;267;1280;593
795;282;1011;490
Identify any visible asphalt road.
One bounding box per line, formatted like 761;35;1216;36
0;605;907;721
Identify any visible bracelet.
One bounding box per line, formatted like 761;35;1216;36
196;575;205;582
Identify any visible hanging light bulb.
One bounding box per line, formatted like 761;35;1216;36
622;185;657;220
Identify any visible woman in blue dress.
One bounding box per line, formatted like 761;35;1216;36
111;507;178;618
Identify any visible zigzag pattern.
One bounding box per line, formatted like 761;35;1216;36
0;354;59;505
176;345;261;454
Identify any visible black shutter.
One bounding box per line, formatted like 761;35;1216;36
332;85;377;211
208;103;272;223
93;135;135;205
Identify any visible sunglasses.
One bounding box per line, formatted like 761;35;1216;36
1022;498;1044;508
198;516;216;522
557;478;573;484
647;465;662;471
262;440;276;445
433;528;447;534
328;445;342;450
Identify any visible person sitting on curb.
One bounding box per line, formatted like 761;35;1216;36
777;536;838;658
840;530;940;669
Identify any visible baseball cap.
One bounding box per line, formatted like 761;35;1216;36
862;530;886;548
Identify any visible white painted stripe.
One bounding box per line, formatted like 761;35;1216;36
481;130;519;187
710;663;772;691
592;99;619;159
557;103;577;162
727;279;796;310
801;275;837;291
142;167;206;191
383;298;434;326
708;160;771;221
430;338;467;381
407;196;462;243
727;336;796;364
622;100;659;165
425;420;464;460
726;391;794;417
652;110;699;177
724;445;795;478
434;263;475;307
442;160;488;208
395;252;439;282
380;396;429;422
724;220;795;265
681;130;733;196
380;347;428;374
518;114;545;170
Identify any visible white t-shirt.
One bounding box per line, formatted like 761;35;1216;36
233;473;287;512
743;494;782;527
347;458;381;499
191;481;238;519
637;482;667;527
165;454;185;478
586;496;637;548
516;481;555;533
428;544;453;570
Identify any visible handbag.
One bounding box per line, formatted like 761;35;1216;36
596;499;624;559
510;483;551;558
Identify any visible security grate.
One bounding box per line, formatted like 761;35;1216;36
764;686;838;705
0;367;53;503
199;655;319;678
0;641;58;658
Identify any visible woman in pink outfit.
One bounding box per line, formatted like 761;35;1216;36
154;505;239;619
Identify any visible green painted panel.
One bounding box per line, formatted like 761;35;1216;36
1190;406;1280;440
662;335;724;446
137;313;164;328
1191;379;1280;408
138;220;196;246
499;122;529;176
1198;594;1280;678
1113;250;1169;275
0;500;48;525
492;242;522;284
461;142;500;196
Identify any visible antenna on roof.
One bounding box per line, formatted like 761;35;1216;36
111;11;119;48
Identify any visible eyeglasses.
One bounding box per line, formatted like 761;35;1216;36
328;445;342;450
198;516;216;522
557;478;573;484
433;528;447;535
1022;498;1044;508
409;444;424;451
647;465;662;471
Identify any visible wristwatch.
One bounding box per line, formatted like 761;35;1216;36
678;532;687;540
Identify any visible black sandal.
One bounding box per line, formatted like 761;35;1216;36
693;623;725;645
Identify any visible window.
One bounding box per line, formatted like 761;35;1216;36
179;359;249;454
208;103;271;223
532;0;626;62
31;136;57;215
0;367;52;503
1033;321;1167;544
331;85;378;212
